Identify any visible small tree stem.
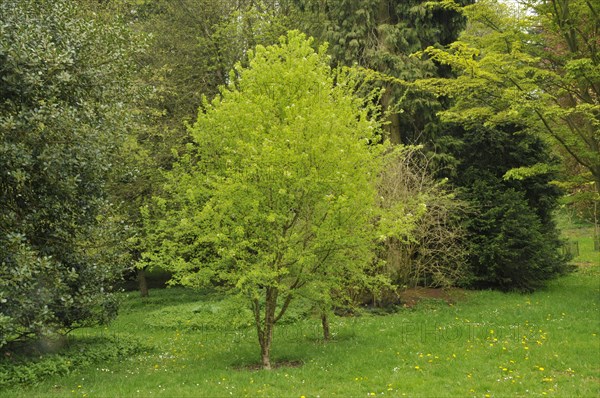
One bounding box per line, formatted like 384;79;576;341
321;312;331;341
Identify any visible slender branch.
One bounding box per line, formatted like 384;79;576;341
505;75;593;169
252;297;263;344
274;293;293;322
534;108;593;169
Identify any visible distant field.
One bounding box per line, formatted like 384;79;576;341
557;212;599;266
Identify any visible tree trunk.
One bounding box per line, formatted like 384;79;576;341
321;312;331;341
260;339;272;370
138;267;149;298
253;287;278;370
381;86;402;144
378;0;401;144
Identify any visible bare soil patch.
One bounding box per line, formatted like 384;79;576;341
398;287;467;308
232;359;304;371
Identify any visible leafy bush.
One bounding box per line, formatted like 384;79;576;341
377;148;469;290
0;0;140;346
465;181;569;291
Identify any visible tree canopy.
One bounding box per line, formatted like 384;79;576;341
1;0;587;355
418;0;599;226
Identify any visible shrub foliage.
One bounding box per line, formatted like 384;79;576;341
0;0;139;346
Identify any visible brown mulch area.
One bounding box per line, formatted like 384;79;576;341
397;287;468;308
232;359;304;371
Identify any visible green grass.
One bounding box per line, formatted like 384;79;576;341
2;265;599;398
556;212;599;266
561;225;599;265
2;218;598;397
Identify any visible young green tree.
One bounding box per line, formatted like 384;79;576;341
0;0;141;346
141;31;390;369
99;0;295;296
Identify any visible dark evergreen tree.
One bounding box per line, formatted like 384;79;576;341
290;0;472;146
446;125;571;292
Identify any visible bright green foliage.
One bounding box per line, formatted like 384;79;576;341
419;0;599;223
142;31;393;368
0;0;140;346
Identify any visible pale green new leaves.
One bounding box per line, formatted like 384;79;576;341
192;32;385;295
416;0;600;187
148;32;398;305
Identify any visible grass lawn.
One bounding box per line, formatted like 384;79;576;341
2;217;599;397
2;264;598;398
557;212;599;266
